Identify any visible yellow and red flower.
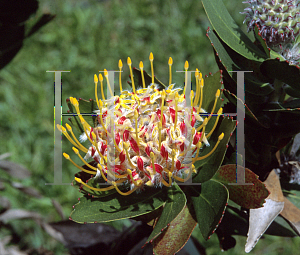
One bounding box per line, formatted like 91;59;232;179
58;53;224;195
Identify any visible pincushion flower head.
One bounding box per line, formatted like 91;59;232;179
241;0;300;61
58;53;224;196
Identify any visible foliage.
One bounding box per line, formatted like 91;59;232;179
202;0;300;252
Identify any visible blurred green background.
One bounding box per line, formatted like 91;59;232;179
0;0;299;254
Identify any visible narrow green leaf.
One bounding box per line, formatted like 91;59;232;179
152;205;197;255
254;24;270;58
70;186;170;223
207;29;273;95
213;164;270;209
202;0;266;61
193;117;236;183
145;183;186;243
201;70;223;114
188;179;229;240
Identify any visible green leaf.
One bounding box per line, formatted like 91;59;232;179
284;85;300;98
79;98;98;114
70;186;170;223
145;183;187;243
264;100;300;114
188;179;229;240
72;170;117;198
270;49;286;61
253;24;270;58
213;164;270;209
270;99;300;110
260;59;300;91
281;99;300;110
193;117;236;183
222;89;269;127
268;215;298;237
152;205;197;255
132;206;164;226
66;98;98;132
207;29;273;95
280;197;300;236
265;108;300;114
282;188;300;210
201;70;223;113
218;61;270;116
218;204;249;236
281;183;300;236
67;98;98;114
201;0;266;61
